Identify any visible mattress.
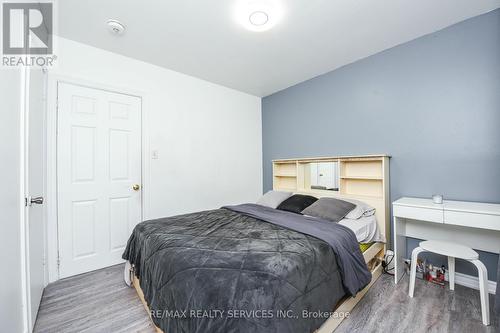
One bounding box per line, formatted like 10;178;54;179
339;214;384;243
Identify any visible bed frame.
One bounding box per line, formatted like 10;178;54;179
132;154;390;333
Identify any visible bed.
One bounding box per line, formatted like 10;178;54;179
124;155;390;333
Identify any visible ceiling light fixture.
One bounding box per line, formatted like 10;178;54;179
249;11;269;26
106;19;125;36
235;1;283;32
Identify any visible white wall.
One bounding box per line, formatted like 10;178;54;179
50;36;262;219
0;69;25;332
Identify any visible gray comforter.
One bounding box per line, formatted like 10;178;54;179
123;204;371;333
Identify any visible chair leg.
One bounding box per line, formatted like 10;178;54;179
409;246;425;298
447;256;455;291
470;259;490;326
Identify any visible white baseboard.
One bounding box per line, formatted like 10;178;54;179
455;272;497;295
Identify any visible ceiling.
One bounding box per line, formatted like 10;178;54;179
57;0;500;97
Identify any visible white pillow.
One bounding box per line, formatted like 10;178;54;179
343;198;376;220
256;191;293;209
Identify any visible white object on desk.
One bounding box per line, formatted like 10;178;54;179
392;197;500;291
408;240;490;325
432;194;443;204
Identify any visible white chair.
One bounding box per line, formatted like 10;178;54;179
408;240;490;326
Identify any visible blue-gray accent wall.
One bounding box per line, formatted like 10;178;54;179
262;10;500;280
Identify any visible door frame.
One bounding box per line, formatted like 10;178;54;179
46;74;147;282
19;66;32;333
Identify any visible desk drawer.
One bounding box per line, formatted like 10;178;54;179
444;210;500;231
393;205;443;223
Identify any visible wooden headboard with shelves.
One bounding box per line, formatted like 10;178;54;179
273;155;390;244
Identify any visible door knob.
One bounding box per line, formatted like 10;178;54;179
132;184;140;191
29;196;44;205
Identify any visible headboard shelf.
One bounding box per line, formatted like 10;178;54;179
339;176;383;180
272;154;390;245
272;154;389;163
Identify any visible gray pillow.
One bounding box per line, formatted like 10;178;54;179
302;197;356;223
256;191;293;209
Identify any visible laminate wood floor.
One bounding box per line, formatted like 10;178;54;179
34;264;155;333
336;273;499;333
34;264;498;333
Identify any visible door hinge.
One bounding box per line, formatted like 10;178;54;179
57;255;61;268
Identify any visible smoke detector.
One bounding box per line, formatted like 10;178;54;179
107;19;125;35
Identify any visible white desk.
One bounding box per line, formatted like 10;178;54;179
393;197;500;284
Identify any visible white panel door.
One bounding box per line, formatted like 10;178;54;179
25;67;46;330
57;82;142;278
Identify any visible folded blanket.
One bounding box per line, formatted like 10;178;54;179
224;204;371;295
